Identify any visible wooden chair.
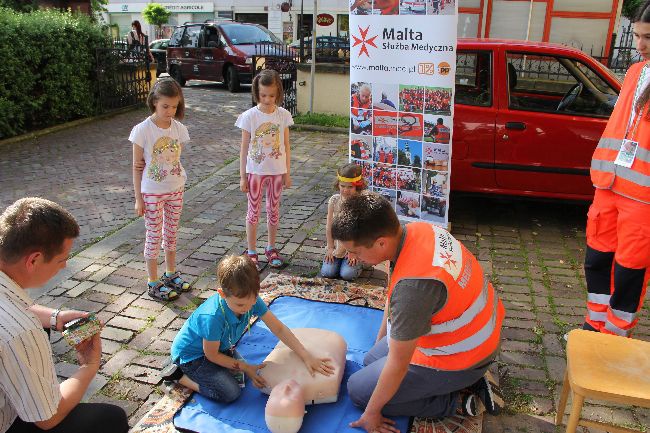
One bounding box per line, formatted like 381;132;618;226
555;329;650;433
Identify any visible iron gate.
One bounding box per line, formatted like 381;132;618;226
95;38;151;113
608;23;641;76
251;42;299;116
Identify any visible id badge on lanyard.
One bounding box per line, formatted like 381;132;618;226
614;139;639;168
618;65;648;168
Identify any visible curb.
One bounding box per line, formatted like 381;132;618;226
0;105;144;147
291;124;348;134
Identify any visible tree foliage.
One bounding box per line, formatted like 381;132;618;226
623;0;645;19
142;3;170;34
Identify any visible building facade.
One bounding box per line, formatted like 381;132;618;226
104;0;621;59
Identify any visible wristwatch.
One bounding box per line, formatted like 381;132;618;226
50;309;60;331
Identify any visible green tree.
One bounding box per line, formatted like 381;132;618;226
142;3;170;38
0;0;37;12
622;0;644;19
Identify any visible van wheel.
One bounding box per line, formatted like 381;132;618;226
225;66;240;93
170;66;186;87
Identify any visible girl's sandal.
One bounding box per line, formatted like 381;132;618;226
148;281;179;301
243;250;262;271
265;247;284;268
161;271;191;292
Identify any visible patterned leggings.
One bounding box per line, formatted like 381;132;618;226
246;174;283;226
142;190;184;260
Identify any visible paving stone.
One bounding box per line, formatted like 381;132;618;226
88;266;118;282
101;338;122;355
92;283;127;295
129;327;163;351
55;362;79;378
66;281;96;297
101;326;134;343
104;378;156;401
107;316;147;332
101;349;139;376
121;365;161;385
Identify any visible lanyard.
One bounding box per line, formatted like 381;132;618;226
624;63;650;140
218;297;251;351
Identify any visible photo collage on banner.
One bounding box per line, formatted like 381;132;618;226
349;1;457;226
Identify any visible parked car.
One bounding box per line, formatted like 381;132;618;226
149;38;169;77
167;21;288;92
289;35;349;61
450;39;621;201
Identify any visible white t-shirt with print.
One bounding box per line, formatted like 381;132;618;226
129;117;190;194
235;106;294;175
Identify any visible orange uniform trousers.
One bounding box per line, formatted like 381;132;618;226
584;188;650;336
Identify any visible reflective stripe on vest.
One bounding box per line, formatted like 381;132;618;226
610;307;638;324
588;310;608;323
592;159;650;186
417;296;499;357
604;320;631;337
425;278;489;336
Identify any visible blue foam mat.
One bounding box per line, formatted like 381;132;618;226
173;296;410;433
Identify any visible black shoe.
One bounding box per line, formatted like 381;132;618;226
470;371;503;416
460;393;479;417
160;362;183;382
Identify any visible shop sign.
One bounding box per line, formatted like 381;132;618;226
108;2;213;13
316;13;334;26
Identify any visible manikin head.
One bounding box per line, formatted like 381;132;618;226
265;379;305;433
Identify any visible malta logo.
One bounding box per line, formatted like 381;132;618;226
352;25;378;58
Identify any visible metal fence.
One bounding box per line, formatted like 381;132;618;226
95;37;151;113
252;42;299;115
295;37;350;64
607;23;642;76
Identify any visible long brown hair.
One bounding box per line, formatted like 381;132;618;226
252;69;284;106
147;78;186;120
634;1;650;117
131;20;144;39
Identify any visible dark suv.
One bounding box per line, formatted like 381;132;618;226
167;21;285;92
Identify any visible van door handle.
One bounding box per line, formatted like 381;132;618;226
505;122;526;130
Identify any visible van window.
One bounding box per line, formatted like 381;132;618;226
455;51;492;107
181;25;202;48
220;23;282;45
169;27;184;47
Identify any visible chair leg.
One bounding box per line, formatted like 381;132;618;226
565;392;584;433
555;369;570;426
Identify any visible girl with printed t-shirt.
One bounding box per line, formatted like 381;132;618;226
235;69;294;270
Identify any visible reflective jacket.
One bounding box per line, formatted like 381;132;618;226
387;223;505;371
591;61;650;203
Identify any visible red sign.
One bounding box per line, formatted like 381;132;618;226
316;13;334;26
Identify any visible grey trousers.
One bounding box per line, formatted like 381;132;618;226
347;337;491;418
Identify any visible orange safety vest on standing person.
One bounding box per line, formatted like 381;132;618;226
387;223;505;371
591;61;650;203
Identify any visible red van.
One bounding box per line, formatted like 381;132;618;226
167;21;286;92
451;39;621;200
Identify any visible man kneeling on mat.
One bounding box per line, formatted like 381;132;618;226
162;255;334;402
332;193;505;433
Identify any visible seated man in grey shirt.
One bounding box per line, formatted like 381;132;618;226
332;193;504;433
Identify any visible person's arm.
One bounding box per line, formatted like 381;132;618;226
283;126;292;188
261;311;334;376
202;339;267;388
375;296;389;343
239;130;251;193
324;198;335;263
133;144;145;216
28;305;90;332
349;338;417;433
35;333;102;430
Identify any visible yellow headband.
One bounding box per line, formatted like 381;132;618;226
337;174;363;183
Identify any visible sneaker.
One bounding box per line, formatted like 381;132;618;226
160;362;183;382
470;371;503;416
461;393;479;417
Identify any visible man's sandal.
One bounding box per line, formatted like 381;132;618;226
161;271;191;292
265;247;284;268
148;281;179;301
243;250;262;271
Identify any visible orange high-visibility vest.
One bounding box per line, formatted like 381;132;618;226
387;223;505;371
591;61;650;203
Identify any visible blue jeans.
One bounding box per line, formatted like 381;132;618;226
179;355;241;402
347;337;491;417
321;257;362;281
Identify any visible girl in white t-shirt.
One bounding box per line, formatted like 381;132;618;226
235;70;294;270
130;78;191;301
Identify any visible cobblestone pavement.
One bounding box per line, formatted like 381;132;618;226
2;84;649;432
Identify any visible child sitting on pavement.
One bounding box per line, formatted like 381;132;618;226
162;255;334;402
321;163;367;281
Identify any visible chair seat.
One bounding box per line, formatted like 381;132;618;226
567;330;650;407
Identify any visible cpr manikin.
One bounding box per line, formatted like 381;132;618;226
262;328;347;433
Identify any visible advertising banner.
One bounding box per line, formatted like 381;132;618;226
349;0;457;227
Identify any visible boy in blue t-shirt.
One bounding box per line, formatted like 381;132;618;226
164;255;334;402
